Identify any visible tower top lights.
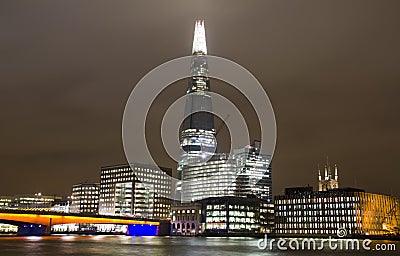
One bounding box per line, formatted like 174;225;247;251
192;20;207;55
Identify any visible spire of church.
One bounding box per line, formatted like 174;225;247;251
319;159;340;191
335;164;338;180
318;165;321;181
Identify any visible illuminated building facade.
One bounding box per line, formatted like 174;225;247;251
181;153;236;202
0;196;13;209
180;19;216;165
50;200;71;213
233;141;272;202
171;202;203;236
202;196;261;235
179;141;274;233
274;187;400;237
99;163;172;219
233;141;274;233
70;183;99;214
181;142;272;201
15;194;62;210
171;196;263;236
180;141;274;233
175;21;274;235
0;194;62;211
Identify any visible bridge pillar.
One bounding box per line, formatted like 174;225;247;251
17;224;48;236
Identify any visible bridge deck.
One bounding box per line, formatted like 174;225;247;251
0;210;160;226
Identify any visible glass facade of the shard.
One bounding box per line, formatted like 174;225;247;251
180;20;217;164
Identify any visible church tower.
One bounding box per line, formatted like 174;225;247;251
318;158;339;191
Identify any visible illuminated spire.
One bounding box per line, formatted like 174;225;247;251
334;164;338;180
192;20;207;55
318;164;321;181
326;156;332;179
324;166;328;180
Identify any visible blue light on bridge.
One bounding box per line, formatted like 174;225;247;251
127;224;158;236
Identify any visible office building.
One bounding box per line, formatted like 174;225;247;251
202;196;261;235
173;21;275;236
233;141;272;202
0;196;13;209
0;194;62;210
50;200;71;213
181;153;236;202
99;163;172;219
171;196;264;236
179;20;273;204
70;183;99;214
275;169;400;237
181;142;272;202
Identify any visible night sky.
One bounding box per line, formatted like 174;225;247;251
1;0;399;198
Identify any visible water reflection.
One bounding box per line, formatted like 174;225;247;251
0;235;397;256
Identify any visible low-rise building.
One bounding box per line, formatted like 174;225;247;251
0;196;13;209
70;183;99;214
50;200;71;213
171;202;202;236
202;196;261;236
171;196;264;236
274;187;400;237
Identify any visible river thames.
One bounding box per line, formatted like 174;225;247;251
0;235;398;256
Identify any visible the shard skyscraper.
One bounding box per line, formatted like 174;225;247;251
175;20;273;233
180;20;217;163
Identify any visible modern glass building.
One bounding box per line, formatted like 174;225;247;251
181;142;272;202
175;20;274;235
181;153;236;202
233;140;272;202
170;196;263;236
202;196;261;235
70;183;99;214
180;19;216;164
99;163;172;219
274;187;400;237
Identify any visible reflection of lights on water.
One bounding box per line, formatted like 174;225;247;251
61;235;76;241
227;237;253;240
118;235;131;241
25;236;42;241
